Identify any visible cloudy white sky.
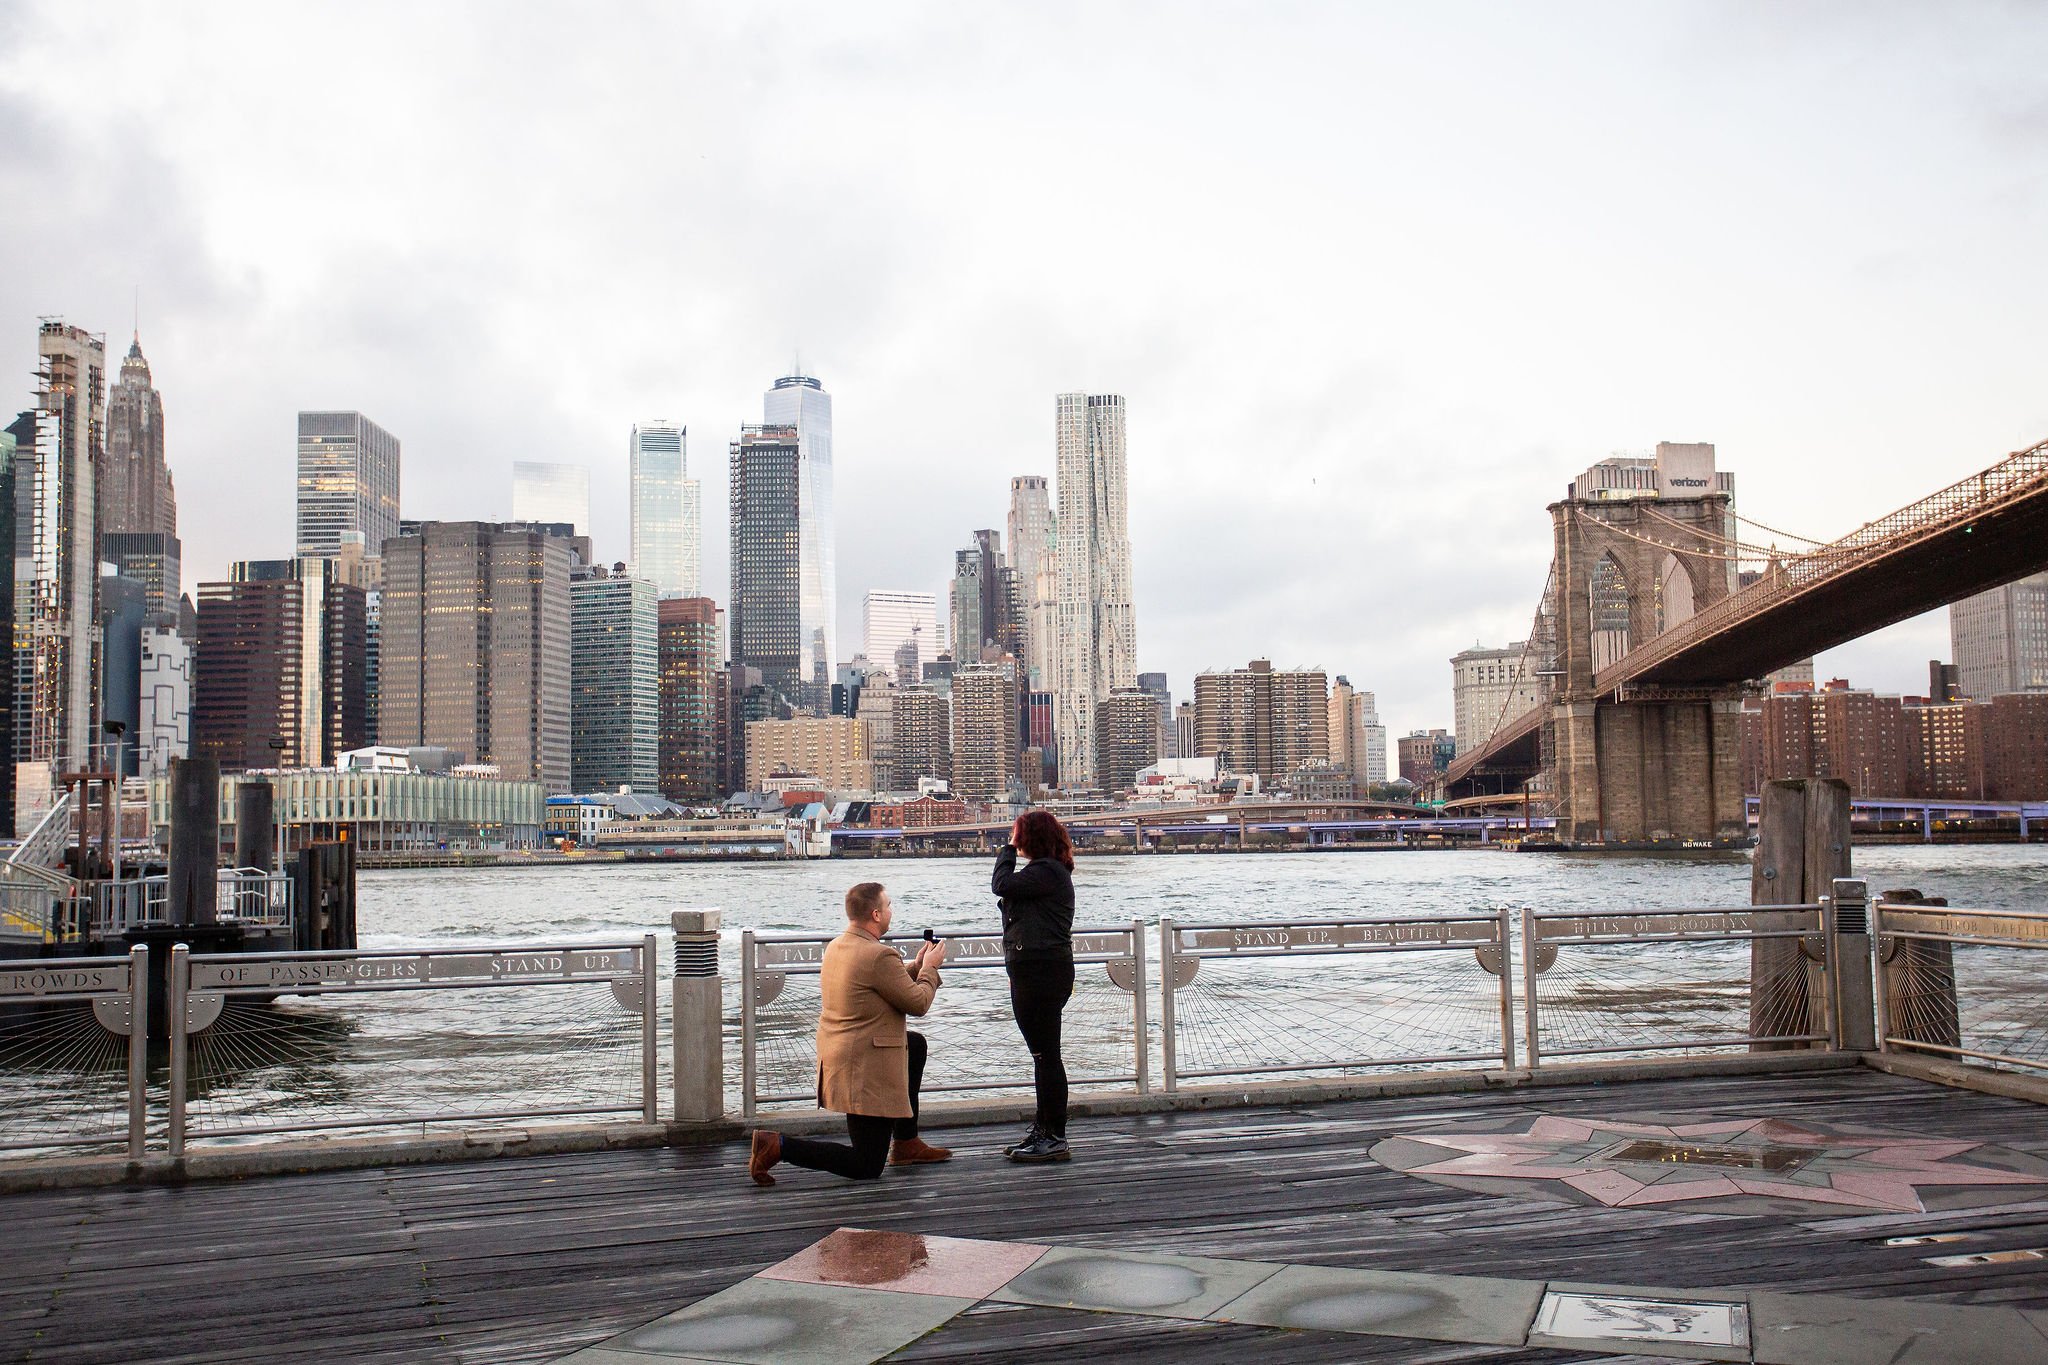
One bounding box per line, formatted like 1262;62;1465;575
3;3;2044;740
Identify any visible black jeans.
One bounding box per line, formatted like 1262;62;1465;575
1008;959;1074;1137
780;1032;926;1180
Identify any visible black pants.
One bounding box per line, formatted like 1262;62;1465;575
1009;959;1074;1137
781;1032;926;1180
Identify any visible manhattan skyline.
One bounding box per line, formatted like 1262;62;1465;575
3;5;2044;743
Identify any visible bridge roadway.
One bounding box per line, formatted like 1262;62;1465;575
1448;436;2048;791
6;1068;2047;1362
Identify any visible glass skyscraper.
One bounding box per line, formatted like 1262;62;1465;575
570;571;659;793
296;411;400;559
763;372;835;705
512;461;592;537
727;426;804;706
628;422;700;597
1053;393;1136;788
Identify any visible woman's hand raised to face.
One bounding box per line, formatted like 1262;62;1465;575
1010;817;1028;850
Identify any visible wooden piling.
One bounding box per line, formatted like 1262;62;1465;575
166;757;220;926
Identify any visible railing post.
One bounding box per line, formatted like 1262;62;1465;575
739;927;756;1121
1496;906;1515;1069
127;944;149;1158
640;932;658;1125
1159;917;1178;1093
671;910;723;1124
1130;919;1148;1095
1521;907;1541;1069
1870;899;1894;1053
167;943;189;1158
1826;878;1873;1051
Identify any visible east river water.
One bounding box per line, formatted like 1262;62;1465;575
8;845;2046;1150
358;844;2048;948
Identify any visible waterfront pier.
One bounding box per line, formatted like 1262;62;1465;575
3;786;2047;1362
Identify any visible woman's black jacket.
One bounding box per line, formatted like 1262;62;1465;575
992;844;1074;967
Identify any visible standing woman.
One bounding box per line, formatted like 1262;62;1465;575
993;810;1076;1163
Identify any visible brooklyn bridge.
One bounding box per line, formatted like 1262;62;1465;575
1441;436;2048;846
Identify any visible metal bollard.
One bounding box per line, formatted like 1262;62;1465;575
1827;877;1875;1052
671;909;724;1124
167;943;189;1157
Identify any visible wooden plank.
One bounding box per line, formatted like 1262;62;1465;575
1;1069;2045;1363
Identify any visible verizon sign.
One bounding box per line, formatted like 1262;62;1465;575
1655;442;1717;498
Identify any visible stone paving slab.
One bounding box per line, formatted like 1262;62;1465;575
1213;1262;1544;1345
557;1225;2048;1365
988;1245;1283;1319
1749;1290;2048;1365
596;1279;977;1365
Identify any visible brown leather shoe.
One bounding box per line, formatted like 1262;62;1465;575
889;1136;952;1166
749;1130;782;1186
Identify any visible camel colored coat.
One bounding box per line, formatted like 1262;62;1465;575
814;928;942;1118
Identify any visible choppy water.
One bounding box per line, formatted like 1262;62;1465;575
358;844;2048;948
5;845;2044;1151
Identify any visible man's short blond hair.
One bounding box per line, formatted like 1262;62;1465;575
845;882;887;922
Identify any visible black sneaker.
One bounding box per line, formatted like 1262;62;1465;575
1002;1125;1043;1156
1008;1132;1071;1163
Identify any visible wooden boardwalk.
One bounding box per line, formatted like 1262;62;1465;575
5;1068;2047;1364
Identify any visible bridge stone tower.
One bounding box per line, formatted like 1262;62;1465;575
1546;492;1748;846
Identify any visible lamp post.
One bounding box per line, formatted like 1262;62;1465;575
101;720;128;882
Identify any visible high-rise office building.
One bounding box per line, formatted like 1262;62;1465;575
1328;678;1389;789
1329;677;1357;777
864;590;943;683
137;626;191;782
889;688;950;790
1397;730;1456;786
1950;572;2048;700
379;522;572;790
101;532;181;625
570;570;659;793
1193;659;1330;789
24;322;106;772
296;411;400;559
1007;475;1057;689
951;662;1021;800
1053;393;1136;788
744;715;870;793
629;423;701;597
1357;689;1388;788
727;425;813;706
101;336;177;542
950;530;1021;665
763;372;835;704
193;558;369;771
1175;701;1197;764
1096;688;1162;792
657;597;724;801
1451;643;1543;755
512;461;592;538
100;571;147;775
0;423;15;830
1137;672;1173;759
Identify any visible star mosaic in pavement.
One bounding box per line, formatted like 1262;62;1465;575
1368;1113;2048;1216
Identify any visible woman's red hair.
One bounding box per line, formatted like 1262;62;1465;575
1014;810;1075;870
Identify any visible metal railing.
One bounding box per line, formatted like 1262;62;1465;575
1521;904;1831;1064
90;869;295;938
1158;912;1514;1089
7;793;75;872
0;947;147;1157
167;938;658;1154
1874;902;2048;1075
739;924;1147;1118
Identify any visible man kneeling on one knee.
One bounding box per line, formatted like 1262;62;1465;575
750;882;950;1184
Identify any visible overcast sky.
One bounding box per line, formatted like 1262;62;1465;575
3;2;2044;741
